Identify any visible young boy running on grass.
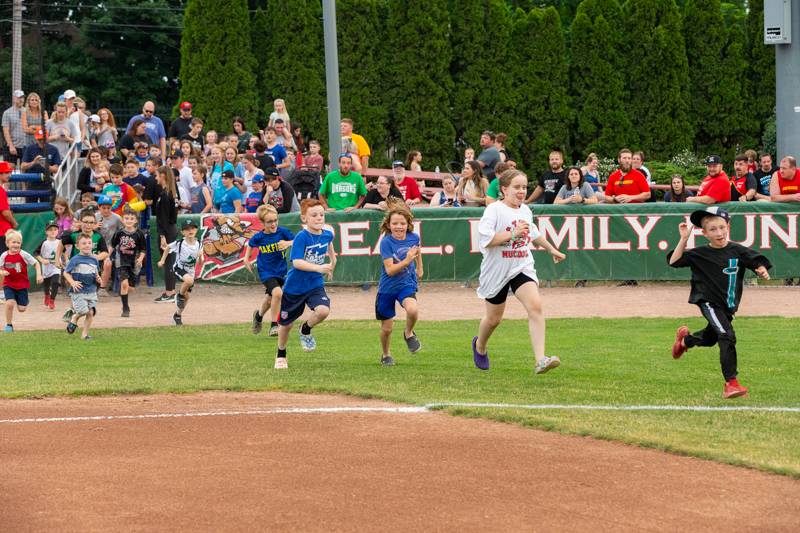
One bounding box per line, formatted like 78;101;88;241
0;230;43;333
158;219;204;326
375;199;423;366
63;234;101;340
669;206;771;399
111;208;147;317
274;199;336;369
472;169;566;374
245;204;294;336
34;221;61;310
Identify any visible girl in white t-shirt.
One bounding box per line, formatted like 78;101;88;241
472;169;566;374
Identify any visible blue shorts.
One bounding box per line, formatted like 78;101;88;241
375;287;417;321
279;287;330;326
3;286;29;307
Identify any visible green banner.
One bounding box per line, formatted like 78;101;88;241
153;203;798;284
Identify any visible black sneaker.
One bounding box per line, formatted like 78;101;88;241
66;322;77;335
784;278;794;286
380;355;395;366
154;293;176;303
121;308;130;318
404;332;421;354
252;310;263;334
173;312;182;326
176;293;186;310
574;280;587;288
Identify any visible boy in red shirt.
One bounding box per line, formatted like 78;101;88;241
0;229;43;332
687;155;731;204
604;149;650;203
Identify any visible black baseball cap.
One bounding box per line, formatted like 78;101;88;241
263;167;280;178
690;206;730;228
221;169;235;179
181;219;198;230
704;155;723;165
45;220;59;230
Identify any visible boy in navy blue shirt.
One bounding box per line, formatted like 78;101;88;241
245;204;294;336
274;199;336;369
668;206;772;399
63;234;102;340
375;201;424;366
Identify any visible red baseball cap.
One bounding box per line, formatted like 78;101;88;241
34;127;46;140
180;101;192;110
0;161;13;173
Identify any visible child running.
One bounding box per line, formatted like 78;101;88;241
274;199;336;369
245;204;294;336
157;219;204;326
669;206;772;398
472;169;566;373
375;199;423;366
111;208;147;317
1;230;43;332
63;234;101;340
34;221;62;310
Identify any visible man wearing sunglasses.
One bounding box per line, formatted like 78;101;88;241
125;101;166;156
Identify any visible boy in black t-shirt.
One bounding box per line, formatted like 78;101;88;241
667;207;772;399
111;209;147;317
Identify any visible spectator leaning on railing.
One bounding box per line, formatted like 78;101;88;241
602;148;651;204
686;155;731;205
21;128;60;176
319;153;366;212
754;152;776;201
730;154;757;202
2;90;27;165
526;149;567;204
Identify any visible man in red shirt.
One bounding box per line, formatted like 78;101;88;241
391;161;422;206
769;156;800;202
604;148;650;203
687;155;731;204
0;160;19;254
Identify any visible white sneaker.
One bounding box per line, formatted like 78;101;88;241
299;332;316;351
274;357;288;369
535;355;561;375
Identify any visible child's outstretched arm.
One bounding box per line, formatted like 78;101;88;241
754;265;770;280
34;261;43;284
669;223;691;265
243;245;253;272
531;235;566;263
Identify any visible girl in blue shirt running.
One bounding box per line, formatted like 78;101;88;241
274;199;336;369
375;200;424;366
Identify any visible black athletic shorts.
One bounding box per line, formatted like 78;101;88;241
118;266;137;287
485;272;537;305
262;277;284;296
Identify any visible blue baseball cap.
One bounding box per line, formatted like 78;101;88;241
97;195;113;206
251;175;264;183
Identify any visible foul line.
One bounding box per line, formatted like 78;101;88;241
2;402;799;425
425;402;800;413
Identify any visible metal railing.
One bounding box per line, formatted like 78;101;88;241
51;140;82;206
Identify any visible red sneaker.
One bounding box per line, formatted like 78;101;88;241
723;379;748;399
44;294;50;307
48;297;56;310
672;326;689;359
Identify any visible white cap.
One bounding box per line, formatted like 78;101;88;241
90;114;101;123
63;89;76;99
13;89;24;98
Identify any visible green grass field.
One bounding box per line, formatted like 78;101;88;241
2;317;798;477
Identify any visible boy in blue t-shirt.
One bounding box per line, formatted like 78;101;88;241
274;199;336;369
244;175;266;213
375;203;424;366
245;204;294;336
63;234;101;340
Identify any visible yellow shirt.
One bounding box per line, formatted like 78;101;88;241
351;133;371;157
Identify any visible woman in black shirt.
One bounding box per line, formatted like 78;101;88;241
154;165;179;302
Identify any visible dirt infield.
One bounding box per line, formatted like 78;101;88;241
8;282;799;331
2;391;799;532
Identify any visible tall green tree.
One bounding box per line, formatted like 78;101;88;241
449;0;519;158
683;0;727;153
511;7;572;175
622;0;692;159
744;0;775;144
260;0;327;145
715;24;757;154
337;0;390;166
385;0;455;167
570;0;634;159
179;0;258;132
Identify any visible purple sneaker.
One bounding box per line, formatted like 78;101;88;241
472;336;490;370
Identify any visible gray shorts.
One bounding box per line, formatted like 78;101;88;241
71;292;98;316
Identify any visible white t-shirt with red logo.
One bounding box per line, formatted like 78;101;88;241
477;201;541;299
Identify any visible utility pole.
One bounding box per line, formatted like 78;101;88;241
765;0;800;160
322;0;341;171
12;0;23;97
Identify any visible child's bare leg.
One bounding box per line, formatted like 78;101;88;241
380;319;393;356
17;305;26;313
176;275;194;316
306;305;329;328
401;297;418;338
82;309;93;337
277;323;292;350
101;259;112;289
120;279;129;296
514;282;546;363
269;288;283;324
477;301;505;354
5;300;14;324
